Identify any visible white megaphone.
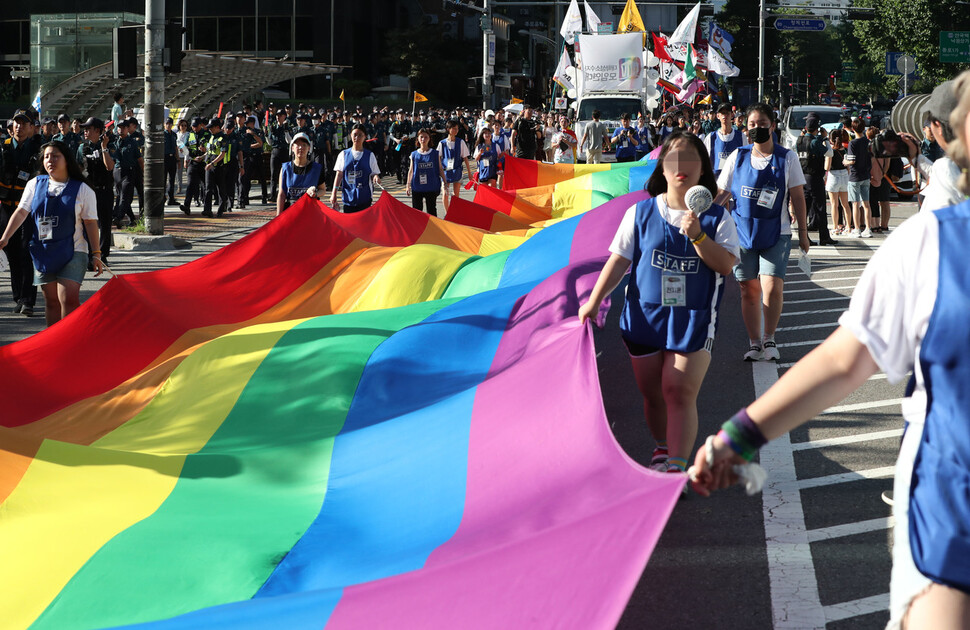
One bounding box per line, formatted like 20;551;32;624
685;185;713;216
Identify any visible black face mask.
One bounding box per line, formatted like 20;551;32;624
747;127;771;144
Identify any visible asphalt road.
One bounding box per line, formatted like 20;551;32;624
0;186;918;630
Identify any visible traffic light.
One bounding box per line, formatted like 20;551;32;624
113;27;137;79
165;22;187;73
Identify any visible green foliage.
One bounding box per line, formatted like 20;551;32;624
853;0;970;95
380;23;478;104
333;79;372;100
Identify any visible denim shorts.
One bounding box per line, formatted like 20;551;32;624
33;250;88;286
847;180;870;202
733;234;792;281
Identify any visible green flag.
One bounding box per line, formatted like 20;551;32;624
684;44;697;82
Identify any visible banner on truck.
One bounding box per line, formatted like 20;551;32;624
577;33;644;92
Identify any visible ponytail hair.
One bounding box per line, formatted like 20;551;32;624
949;70;970;196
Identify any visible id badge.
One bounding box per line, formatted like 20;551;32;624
757;187;778;208
447;158;455;170
481;158;490;168
622;140;629;148
18;170;29;182
419;173;428;185
346;170;357;187
662;273;687;307
38;219;53;241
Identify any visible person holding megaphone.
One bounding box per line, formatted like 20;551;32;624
579;131;739;492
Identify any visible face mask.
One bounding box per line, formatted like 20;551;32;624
747;127;771;143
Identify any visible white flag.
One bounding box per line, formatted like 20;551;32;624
707;45;740;78
553;48;576;91
560;0;583;39
584;0;602;33
31;88;42;117
668;2;700;46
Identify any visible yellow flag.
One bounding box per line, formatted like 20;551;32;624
618;0;645;33
698;94;712;105
339;89;345;101
511;97;523;104
414;92;428;103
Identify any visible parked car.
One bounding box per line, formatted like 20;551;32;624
779;105;844;151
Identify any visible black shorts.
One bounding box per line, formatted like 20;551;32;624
871;181;890;202
621;336;661;357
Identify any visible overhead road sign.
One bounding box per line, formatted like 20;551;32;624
940;31;970;63
774;17;826;32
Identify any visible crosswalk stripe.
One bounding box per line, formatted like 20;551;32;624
821;399;904;414
823;593;890;623
791;428;903;451
797;466;895;489
807;517;894;543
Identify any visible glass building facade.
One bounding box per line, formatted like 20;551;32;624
29;12;143;98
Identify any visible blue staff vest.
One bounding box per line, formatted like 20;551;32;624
613;127;638;160
280;161;322;207
28;175;80;274
340;148;374;207
909;199;970;592
410;149;441;193
476;141;501;182
709;130;744;175
619;196;728;353
439;138;465;183
730;144;788;250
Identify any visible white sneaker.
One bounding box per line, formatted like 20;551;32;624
762;340;780;361
860;228;872;238
848;229;861;238
744;344;763;361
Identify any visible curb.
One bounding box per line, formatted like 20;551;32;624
112;233;191;251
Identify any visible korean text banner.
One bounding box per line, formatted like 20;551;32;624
577;33;644;93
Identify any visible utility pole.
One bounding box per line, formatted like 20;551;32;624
483;0;492;111
758;0;766;102
144;0;165;235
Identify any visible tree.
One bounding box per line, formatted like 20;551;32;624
381;23;478;105
853;0;970;94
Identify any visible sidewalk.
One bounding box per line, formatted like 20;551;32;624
0;176;419;347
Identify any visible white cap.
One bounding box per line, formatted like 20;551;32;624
290;132;312;148
484;109;495;118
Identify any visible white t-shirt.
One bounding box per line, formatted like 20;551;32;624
438;138;470;161
716;146;807;237
917;156;966;213
609;194;741;263
333;149;380;175
837;210;940;427
702;129;749;160
18;177;97;253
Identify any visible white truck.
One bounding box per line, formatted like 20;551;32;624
570;92;650;163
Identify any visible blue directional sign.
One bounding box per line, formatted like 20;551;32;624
774;17;826;32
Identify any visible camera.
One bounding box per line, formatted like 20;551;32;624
871;129;907;159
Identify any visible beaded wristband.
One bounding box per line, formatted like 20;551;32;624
719;408;767;461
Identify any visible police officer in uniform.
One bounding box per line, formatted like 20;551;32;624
388;110;412;184
0;109;41;315
795;113;835;245
268;110;291;200
127;117;146;218
163;117;178;205
240;115;266;207
180;118;208;215
53;113;81;157
112;118;142;227
202;118;229;217
311;113;331;183
221;118;244;212
77;117;115;264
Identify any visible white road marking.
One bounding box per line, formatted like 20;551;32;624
786;295;850;305
755;361;828;629
776;322;839;332
821;399;904;415
784;285;857;294
823;593;891;623
806;517;895;544
790;428;904;451
796;466;895;490
780;308;846;318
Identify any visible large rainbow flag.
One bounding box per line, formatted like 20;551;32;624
0;185;681;629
